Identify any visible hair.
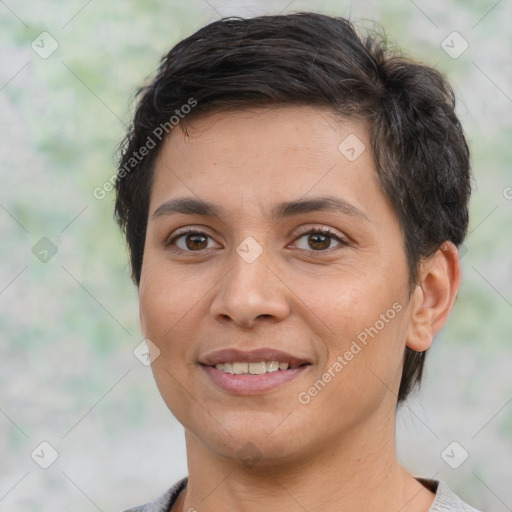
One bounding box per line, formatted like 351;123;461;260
114;12;471;403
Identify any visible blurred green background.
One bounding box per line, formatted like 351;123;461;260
1;0;510;510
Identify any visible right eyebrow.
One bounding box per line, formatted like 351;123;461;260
152;197;222;219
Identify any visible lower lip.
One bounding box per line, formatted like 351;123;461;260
202;365;309;395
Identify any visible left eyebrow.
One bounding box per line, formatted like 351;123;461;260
152;195;369;222
272;196;369;222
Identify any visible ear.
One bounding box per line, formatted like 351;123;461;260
406;241;462;352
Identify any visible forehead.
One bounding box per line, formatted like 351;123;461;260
149;106;381;216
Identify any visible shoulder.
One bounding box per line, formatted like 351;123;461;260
123;477;188;512
427;479;482;512
124;476;482;512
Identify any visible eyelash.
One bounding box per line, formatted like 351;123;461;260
165;227;348;254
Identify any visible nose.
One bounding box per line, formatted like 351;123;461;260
209;247;291;329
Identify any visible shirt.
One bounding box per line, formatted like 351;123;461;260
124;477;482;512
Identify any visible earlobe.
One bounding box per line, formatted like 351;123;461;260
406;242;462;352
406;285;433;352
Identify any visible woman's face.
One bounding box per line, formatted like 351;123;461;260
139;106;416;465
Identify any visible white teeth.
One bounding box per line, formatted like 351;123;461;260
265;361;280;372
232;362;249;374
248;362;266;375
214;360;295;374
215;363;234;374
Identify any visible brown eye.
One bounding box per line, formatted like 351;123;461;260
293;227;346;252
167;229;220;252
308;232;332;251
183;233;208;251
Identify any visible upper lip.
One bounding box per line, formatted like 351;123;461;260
200;348;311;367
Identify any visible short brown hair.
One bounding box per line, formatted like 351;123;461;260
115;12;471;403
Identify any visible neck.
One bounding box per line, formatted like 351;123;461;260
177;408;435;512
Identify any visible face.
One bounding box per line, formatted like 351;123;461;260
139;106;416;466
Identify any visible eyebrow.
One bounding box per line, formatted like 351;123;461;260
152;195;369;222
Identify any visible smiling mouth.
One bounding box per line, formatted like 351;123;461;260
211;361;308;375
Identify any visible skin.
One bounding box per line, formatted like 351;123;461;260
138;106;461;512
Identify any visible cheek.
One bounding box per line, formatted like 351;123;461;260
139;261;196;356
299;292;407;431
316;270;408;384
139;265;200;422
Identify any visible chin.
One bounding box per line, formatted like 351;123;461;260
189;410;313;466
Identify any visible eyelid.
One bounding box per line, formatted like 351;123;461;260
293;225;346;240
165;227;220;249
290;225;348;250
